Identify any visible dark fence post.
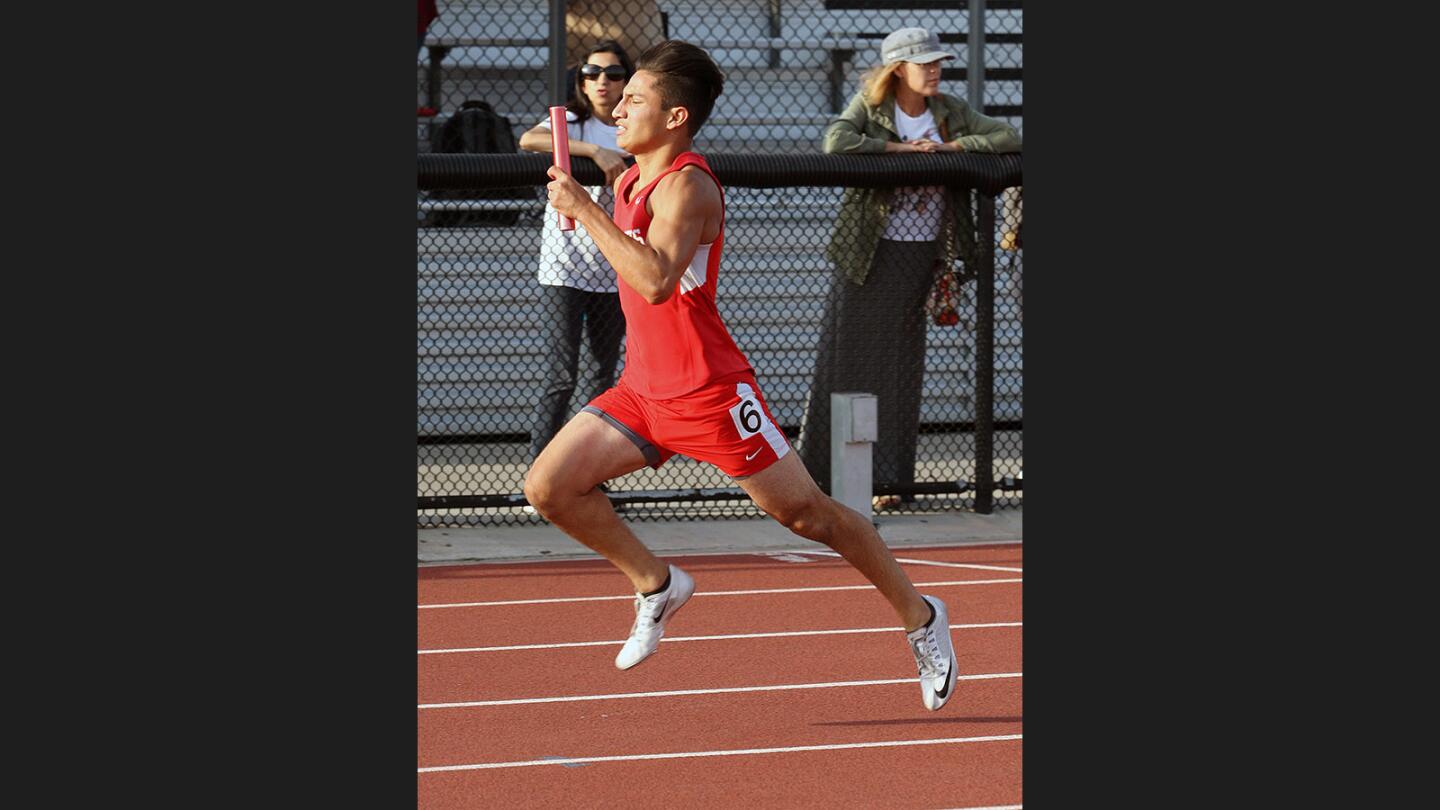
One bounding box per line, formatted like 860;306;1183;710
768;0;783;68
549;0;568;108
967;0;985;110
829;49;852;113
973;190;995;513
426;46;448;111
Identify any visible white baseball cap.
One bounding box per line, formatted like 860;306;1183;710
880;27;956;65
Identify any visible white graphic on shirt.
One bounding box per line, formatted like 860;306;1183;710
678;243;712;294
536;113;628;292
885;106;946;241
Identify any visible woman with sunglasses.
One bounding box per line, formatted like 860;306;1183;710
518;42;635;466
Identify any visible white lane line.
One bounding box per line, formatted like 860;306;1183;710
933;806;1023;810
419;622;1023;655
790;550;1022;573
762;552;816;563
420;540;1023;569
418;733;1023;772
419;578;1022;609
419;672;1022;710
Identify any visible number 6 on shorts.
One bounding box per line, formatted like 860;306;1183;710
728;383;769;440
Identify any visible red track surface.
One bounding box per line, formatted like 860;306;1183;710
418;544;1023;809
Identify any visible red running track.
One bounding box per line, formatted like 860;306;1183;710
418;544;1023;809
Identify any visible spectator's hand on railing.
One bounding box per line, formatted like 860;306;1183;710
592;148;629;187
915;140;967;154
885;139;956;154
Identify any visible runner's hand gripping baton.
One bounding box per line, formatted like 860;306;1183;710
549;106;574;231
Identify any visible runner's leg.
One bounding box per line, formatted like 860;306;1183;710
524;411;669;593
735;452;930;631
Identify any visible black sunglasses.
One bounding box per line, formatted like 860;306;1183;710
579;63;628;81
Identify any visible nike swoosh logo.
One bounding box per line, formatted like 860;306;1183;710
651;594;669;624
744;448;763;461
934;655;955;699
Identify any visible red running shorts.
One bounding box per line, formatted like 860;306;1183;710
583;370;791;478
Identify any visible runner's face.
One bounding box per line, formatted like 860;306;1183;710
614;71;679;153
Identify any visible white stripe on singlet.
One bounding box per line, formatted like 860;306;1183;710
677;243;712;294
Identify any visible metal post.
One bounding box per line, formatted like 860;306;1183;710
549;0;568;108
426;46;448;112
973;192;996;513
829;49;853;114
831;392;877;522
768;0;782;68
967;0;985;111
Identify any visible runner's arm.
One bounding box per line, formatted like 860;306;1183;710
632;169;719;303
546;165;717;304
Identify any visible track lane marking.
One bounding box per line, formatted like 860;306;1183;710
790;550;1022;573
419;540;1023;569
762;552;815;563
419;622;1023;654
419;733;1023;771
419;672;1021;709
419;578;1022;609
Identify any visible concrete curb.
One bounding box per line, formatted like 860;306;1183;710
418;508;1022;566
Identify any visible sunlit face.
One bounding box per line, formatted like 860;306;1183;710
613;70;684;153
899;59;944;96
580;50;626;112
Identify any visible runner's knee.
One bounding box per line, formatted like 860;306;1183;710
522;468;561;515
770;496;837;544
525;461;605;515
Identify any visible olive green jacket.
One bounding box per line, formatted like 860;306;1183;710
823;92;1022;284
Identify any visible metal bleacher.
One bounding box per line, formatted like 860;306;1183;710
417;0;1022;153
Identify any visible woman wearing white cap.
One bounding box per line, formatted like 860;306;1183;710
799;26;1022;509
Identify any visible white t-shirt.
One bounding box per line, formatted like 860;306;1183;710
534;110;629;291
881;105;946;242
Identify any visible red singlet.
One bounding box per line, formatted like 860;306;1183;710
611;152;753;399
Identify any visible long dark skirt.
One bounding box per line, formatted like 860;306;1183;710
799;238;939;490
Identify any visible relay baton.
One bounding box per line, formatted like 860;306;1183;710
548;106;574;231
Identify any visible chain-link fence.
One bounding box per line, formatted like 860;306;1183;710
417;1;1022;527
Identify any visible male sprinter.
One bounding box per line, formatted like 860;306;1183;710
531;40;957;710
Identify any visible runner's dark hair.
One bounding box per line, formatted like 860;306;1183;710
635;40;725;136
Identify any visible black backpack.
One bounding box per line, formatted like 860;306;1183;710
430;100;516;154
425;100;532;226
